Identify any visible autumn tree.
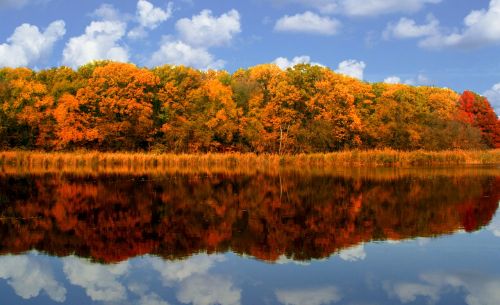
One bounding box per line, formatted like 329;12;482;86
241;64;303;153
458;91;500;148
76;62;158;150
305;69;371;151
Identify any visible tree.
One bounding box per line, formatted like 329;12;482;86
76;62;158;150
458;91;500;148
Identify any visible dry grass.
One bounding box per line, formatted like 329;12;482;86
0;149;499;177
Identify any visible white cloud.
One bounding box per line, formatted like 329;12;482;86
275;286;342;305
128;0;173;39
176;275;241;305
150;254;225;285
386;0;500;49
385;272;500;305
62;256;129;302
273;0;441;16
62;20;128;68
384;14;439;39
405;74;431;86
149;40;224;69
0;20;65;67
336;59;366;80
384;76;402;84
484;84;500;115
0;254;66;302
92;3;123;21
340;0;441;17
338;244;366;261
137;0;172;29
274;11;340;35
383;74;430;86
424;0;500;49
176;9;241;47
272;55;323;69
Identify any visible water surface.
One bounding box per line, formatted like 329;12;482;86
1;168;499;305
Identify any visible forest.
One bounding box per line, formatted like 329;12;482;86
0;61;499;153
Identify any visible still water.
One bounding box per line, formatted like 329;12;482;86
0;168;499;305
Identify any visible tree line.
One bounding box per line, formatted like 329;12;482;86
1;61;499;152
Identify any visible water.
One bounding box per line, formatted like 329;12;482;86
0;168;499;305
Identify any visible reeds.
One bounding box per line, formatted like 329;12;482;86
1;149;499;176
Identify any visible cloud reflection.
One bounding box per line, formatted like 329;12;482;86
275;286;342;305
0;254;66;302
62;255;129;302
385;272;500;305
177;274;241;305
150;254;225;285
487;206;500;237
338;244;366;262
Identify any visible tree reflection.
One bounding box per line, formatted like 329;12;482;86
0;173;498;263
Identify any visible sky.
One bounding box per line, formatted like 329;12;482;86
0;0;499;114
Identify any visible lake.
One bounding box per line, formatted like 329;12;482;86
1;167;499;305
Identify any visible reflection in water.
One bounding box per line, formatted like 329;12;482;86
275;286;342;305
0;253;233;305
62;256;129;302
0;254;66;302
0;170;500;305
0;172;499;262
384;272;500;305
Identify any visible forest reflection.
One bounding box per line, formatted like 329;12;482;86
0;170;499;263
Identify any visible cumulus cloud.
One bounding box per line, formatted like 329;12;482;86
272;55;323;69
383;74;430;86
272;0;441;16
62;256;129;302
92;3;124;21
0;20;65;67
176;275;241;305
149;40;225;69
275;286;342;305
0;254;66;302
340;0;441;17
338;244;366;261
385;272;500;305
483;83;500;115
336;59;366;80
62;19;128;68
384;76;402;84
274;11;340;35
385;0;500;50
128;0;173;39
384;14;439;39
176;9;241;47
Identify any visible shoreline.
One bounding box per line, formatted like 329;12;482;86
1;150;499;174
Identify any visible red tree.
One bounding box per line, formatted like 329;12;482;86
458;91;500;148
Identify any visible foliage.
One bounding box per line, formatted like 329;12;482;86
0;62;498;152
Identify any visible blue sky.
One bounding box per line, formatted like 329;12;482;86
1;0;499;113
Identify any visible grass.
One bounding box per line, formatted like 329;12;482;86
0;149;499;176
